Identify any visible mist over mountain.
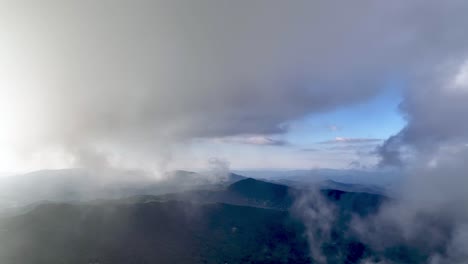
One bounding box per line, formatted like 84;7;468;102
0;171;444;264
0;167;465;264
0;169;245;211
0;177;390;264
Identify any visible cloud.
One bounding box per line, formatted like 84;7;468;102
300;148;319;152
292;188;337;264
353;147;468;263
326;143;380;151
319;137;382;144
1;0;468;171
377;135;406;167
1;0;395;170
348;160;368;169
217;135;288;146
378;59;468;167
326;125;340;132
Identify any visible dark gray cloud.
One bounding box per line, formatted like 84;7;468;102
379;82;468;167
374;0;468;166
377;134;406;167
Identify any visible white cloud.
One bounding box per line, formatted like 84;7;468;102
452;60;468;92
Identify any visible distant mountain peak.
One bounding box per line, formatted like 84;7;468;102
228;178;291;204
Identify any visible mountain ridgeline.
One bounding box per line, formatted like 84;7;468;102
0;173;422;264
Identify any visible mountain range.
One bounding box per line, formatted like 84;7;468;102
0;171;428;263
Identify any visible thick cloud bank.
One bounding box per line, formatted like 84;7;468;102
351;148;468;264
1;0;468;170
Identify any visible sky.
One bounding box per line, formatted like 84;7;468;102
181;85;405;170
1;0;468;174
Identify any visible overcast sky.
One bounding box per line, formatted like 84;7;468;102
1;0;468;173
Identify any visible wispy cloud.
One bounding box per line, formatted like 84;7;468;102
326;125;340;132
300;148;319;152
318;137;382;144
218;135;288;146
325;143;380;151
